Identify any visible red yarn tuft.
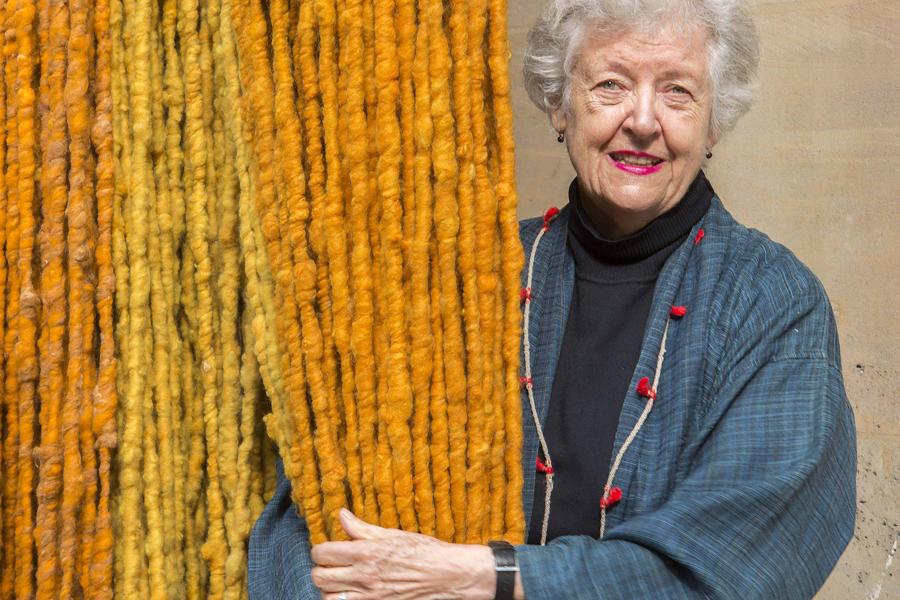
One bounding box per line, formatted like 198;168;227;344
520;376;534;389
669;305;687;319
536;458;554;475
542;207;561;230
600;486;623;509
694;228;705;245
636;376;656;400
520;287;532;303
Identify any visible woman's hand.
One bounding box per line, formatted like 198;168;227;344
310;509;496;600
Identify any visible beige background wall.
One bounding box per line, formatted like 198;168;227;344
507;1;899;597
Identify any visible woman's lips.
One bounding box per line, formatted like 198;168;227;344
608;151;665;175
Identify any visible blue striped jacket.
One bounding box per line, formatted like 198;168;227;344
247;197;856;599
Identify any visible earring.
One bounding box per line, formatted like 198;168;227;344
557;131;565;143
705;150;713;159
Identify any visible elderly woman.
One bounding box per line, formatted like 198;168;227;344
248;0;856;598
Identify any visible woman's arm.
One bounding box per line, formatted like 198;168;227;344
311;511;498;599
252;358;854;600
282;351;853;600
249;460;526;600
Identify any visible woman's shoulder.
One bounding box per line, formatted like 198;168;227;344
703;197;839;366
707;197;826;299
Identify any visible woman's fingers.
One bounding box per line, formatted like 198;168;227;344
338;509;391;540
312;540;377;566
313;561;420;598
321;593;365;600
311;522;494;599
311;565;364;592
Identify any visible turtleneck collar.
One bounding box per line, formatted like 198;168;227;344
567;171;713;280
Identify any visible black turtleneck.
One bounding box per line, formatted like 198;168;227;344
527;172;714;544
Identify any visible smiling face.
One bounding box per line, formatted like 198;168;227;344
551;23;717;239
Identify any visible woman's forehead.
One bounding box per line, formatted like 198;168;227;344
575;25;710;81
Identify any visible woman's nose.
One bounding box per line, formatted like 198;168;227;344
623;89;660;139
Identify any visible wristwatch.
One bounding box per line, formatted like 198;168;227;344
488;540;519;600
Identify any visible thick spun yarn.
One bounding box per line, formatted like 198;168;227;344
0;0;116;597
0;0;524;597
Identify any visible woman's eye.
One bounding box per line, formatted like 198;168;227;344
597;80;620;91
669;85;691;95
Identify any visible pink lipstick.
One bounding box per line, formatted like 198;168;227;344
608;150;665;175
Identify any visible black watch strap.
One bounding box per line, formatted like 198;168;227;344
488;540;518;600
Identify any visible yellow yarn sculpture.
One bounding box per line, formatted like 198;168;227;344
0;0;524;597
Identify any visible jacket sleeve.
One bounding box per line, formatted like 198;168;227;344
247;459;320;600
515;268;857;599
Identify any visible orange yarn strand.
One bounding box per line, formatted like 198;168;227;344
426;0;469;542
374;0;418;533
61;0;93;595
409;6;437;537
449;0;492;544
34;1;67;598
0;4;18;590
488;0;526;542
89;0;116;593
272;0;347;540
466;0;506;542
335;0;381;525
13;0;39;592
233;0;327;543
428;239;454;541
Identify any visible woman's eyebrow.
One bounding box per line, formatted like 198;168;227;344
657;66;703;83
582;59;702;83
594;58;631;73
576;58;631;83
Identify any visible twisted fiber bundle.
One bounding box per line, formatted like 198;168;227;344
0;0;524;596
0;14;10;595
63;0;97;596
1;2;21;596
91;0;117;593
488;0;527;541
0;0;116;595
34;3;70;598
108;0;276;596
426;0;469;542
334;0;379;526
14;0;41;597
409;1;437;538
237;0;526;546
448;0;489;544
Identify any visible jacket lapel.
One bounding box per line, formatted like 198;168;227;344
519;206;574;527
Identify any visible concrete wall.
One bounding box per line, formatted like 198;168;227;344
508;1;899;597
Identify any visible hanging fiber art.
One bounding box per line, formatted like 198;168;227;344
0;0;524;597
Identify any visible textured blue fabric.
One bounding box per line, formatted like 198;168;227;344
247;197;856;600
247;459;319;600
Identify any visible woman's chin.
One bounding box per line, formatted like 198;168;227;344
580;187;673;237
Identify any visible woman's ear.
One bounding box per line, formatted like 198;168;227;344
706;126;719;151
549;109;567;138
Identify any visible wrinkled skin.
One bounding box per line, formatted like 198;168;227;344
311;510;506;600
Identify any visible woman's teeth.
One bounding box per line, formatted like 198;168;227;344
611;153;662;166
